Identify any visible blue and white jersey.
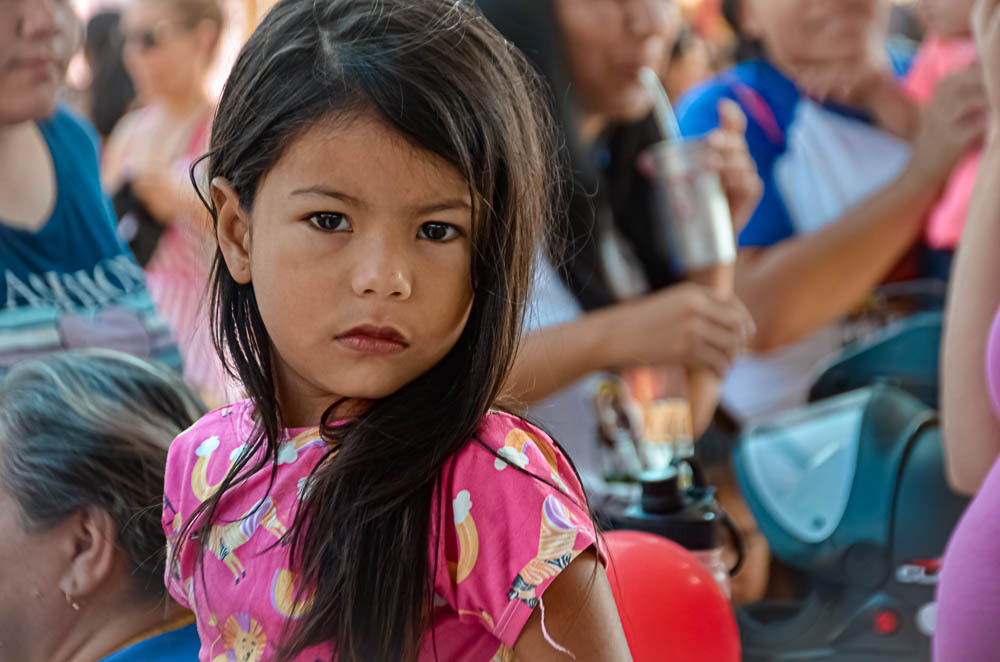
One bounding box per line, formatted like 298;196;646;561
677;56;912;420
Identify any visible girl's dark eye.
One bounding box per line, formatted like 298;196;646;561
308;213;350;232
418;222;459;242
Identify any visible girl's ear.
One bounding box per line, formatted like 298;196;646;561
212;177;252;285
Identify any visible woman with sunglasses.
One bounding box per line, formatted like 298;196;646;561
0;0;181;376
102;0;228;406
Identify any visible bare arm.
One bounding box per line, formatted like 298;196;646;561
736;162;940;351
506;307;621;407
940;0;1000;495
685;263;734;436
941;141;1000;495
505;283;753;437
513;549;632;661
740;70;988;352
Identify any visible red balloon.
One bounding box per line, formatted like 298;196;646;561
603;530;741;662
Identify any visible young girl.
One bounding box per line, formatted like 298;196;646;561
162;1;632;661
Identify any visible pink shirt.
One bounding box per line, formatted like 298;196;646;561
934;308;1000;659
162;402;597;661
904;36;981;250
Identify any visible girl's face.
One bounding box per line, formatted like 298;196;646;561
121;0;214;103
743;0;888;72
919;0;976;39
553;0;682;122
0;0;77;124
216;115;475;426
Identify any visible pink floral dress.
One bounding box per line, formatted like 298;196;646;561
163;402;598;661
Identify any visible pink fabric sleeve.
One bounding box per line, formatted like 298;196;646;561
160;406;233;611
162;425;198;610
433;412;599;648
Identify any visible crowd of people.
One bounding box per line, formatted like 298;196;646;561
2;0;1000;659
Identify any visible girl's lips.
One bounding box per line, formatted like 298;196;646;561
336;335;408;355
335;325;409;356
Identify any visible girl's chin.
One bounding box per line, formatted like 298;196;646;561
607;93;655;125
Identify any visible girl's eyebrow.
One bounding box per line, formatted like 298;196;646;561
411;198;472;216
290;185;470;217
289;186;367;208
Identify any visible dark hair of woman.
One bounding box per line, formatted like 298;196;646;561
722;0;765;62
0;350;205;598
84;11;135;138
173;0;562;660
478;0;678;310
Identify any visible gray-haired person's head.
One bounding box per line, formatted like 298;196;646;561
0;350;205;598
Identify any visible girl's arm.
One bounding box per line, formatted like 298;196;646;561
739;69;988;352
513;549;632;661
940;0;1000;495
941;141;1000;495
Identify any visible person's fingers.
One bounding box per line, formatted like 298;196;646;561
956;113;989;147
716;145;756;180
697;343;735;378
938;69;985;99
717;99;747;135
692;323;742;376
721;167;763;226
695;294;755;342
948;94;989;127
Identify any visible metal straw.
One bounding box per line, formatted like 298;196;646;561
640;66;682;143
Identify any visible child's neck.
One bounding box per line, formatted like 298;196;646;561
275;391;368;428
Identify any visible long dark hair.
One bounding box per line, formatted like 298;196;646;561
175;0;557;660
478;0;675;310
722;0;765;62
85;11;135;138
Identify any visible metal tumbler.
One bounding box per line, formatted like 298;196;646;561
652;139;737;272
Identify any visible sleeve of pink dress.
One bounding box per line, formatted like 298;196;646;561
431;411;599;649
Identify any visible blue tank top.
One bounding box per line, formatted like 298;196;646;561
0;106;181;374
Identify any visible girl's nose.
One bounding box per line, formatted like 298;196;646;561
349;239;413;300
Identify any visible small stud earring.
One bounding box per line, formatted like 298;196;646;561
64;591;80;611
